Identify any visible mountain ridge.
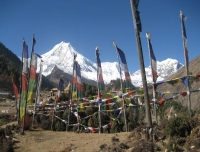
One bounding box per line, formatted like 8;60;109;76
39;41;184;87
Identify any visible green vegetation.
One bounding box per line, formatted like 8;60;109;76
165;116;194;137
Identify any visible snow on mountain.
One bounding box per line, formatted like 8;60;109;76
37;41;121;83
131;58;184;87
37;41;183;87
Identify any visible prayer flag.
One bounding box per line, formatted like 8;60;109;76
180;11;189;75
56;78;64;102
147;38;158;83
116;47;132;90
76;62;83;98
72;60;83;99
19;40;28;131
96;47;105;91
180;76;189;87
27;52;37;104
32;35;36;52
12;77;18;100
132;0;142;32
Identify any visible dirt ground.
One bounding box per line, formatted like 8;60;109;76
0;103;131;152
13;128;130;152
1;121;130;152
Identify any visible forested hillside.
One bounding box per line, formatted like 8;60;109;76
0;42;21;92
0;42;55;93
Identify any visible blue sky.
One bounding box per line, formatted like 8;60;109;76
1;0;200;74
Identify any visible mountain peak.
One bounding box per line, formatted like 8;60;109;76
37;42;183;87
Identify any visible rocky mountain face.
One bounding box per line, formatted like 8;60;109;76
46;65;97;87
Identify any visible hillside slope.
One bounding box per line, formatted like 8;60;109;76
157;55;200;110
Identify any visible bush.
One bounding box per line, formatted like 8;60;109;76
5;125;12;136
40;114;48;122
138;106;145;121
34;114;41;124
165;117;192;137
0;119;4;126
55;121;61;131
63;110;69;120
110;121;120;133
41;119;52;130
0;137;14;152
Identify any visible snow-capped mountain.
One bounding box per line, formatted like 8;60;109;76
131;59;184;87
37;41;183;87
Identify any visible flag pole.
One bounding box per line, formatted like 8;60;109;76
113;41;128;132
130;0;152;139
18;39;24;126
146;32;158;124
32;58;43;128
75;60;80;132
96;47;102;134
67;53;77;131
21;38;29;134
51;75;64;130
23;34;35;133
12;75;19;122
180;10;191;115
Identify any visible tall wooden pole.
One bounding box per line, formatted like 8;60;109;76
76;64;80;132
18;39;24;126
146;32;158;124
180;10;191;115
32;59;43;128
130;0;152;133
96;47;102;134
113;42;128;132
67;53;77;131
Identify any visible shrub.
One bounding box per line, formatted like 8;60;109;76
5;125;12;136
55;121;61;131
63;110;69;120
41;119;52;130
165;139;184;151
0;119;4;126
34;114;41;124
88;117;94;127
72;126;78;132
138;106;145;121
0;137;14;152
165;117;192;137
40;114;48;123
110;121;120;133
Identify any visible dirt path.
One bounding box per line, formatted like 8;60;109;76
13;130;130;152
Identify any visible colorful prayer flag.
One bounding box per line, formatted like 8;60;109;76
35;61;43;103
76;62;83;99
19;40;28;131
12;77;18;100
96;47;105;91
116;47;132;90
180;76;189;87
147;37;158;83
166;78;180;86
56;78;64;102
27;52;37;104
180;11;189;75
32;35;36;52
